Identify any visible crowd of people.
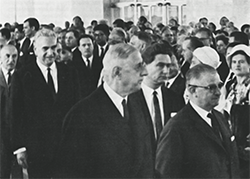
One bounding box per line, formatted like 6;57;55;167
0;14;249;178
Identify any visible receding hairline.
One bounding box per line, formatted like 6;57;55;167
1;44;17;53
103;43;139;69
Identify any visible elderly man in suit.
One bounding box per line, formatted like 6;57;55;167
0;45;18;93
54;43;155;178
0;86;12;179
0;44;18;178
10;28;80;178
156;64;240;178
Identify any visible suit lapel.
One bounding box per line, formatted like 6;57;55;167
97;86;132;147
213;110;232;155
33;62;55;103
128;91;151;176
187;103;227;152
161;86;172;124
0;69;7;88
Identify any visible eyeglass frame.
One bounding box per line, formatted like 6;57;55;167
188;82;224;93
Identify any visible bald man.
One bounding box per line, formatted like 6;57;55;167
54;43;155;178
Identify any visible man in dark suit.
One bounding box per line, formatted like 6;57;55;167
17;17;40;68
0;86;12;179
10;28;80;178
54;43;154;178
156;64;240;178
71;34;103;98
164;51;186;100
0;44;18;178
65;29;79;53
93;24;110;61
130;43;184;155
0;45;18;96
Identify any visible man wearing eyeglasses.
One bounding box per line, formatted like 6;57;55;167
156;64;240;178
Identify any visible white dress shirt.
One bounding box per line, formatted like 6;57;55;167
82;55;93;68
165;72;180;88
190;100;212;127
98;43;107;56
36;60;58;93
141;83;164;138
1;67;14;84
103;82;127;117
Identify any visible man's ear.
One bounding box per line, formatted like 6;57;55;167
111;66;121;78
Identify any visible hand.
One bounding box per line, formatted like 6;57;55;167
245;147;250;151
16;151;28;169
246;133;250;142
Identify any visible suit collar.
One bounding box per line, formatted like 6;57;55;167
94;86;152;176
186;103;228;153
0;69;8;87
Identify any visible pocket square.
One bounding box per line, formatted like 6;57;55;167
171;112;177;117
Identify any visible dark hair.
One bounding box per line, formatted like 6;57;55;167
66;29;80;39
226;42;241;52
133;31;153;45
77;34;94;46
138;16;147;24
142;43;173;64
209;22;216;32
94;24;110;37
229;31;249;46
156;23;165;30
73;16;82;21
113;19;125;29
199;17;208;22
215;35;229;46
184;36;204;51
15;24;23;32
214;30;228;36
170;26;178;32
125;21;134;31
0;28;11;40
195;27;212;38
24;17;40;31
241;24;250;32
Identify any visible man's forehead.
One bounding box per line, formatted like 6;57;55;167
35;36;57;45
94;30;105;35
1;46;17;54
66;32;75;37
196;32;208;38
193;72;220;84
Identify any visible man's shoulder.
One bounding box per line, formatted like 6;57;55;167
166;105;192;127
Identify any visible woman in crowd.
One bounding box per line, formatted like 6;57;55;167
224;44;250;178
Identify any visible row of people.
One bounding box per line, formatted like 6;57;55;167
0;14;248;178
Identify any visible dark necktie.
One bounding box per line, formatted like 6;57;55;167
165;82;170;88
7;71;12;85
153;91;163;139
47;68;55;94
207;113;222;140
100;47;104;58
86;58;91;69
122;99;129;121
21;38;31;53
